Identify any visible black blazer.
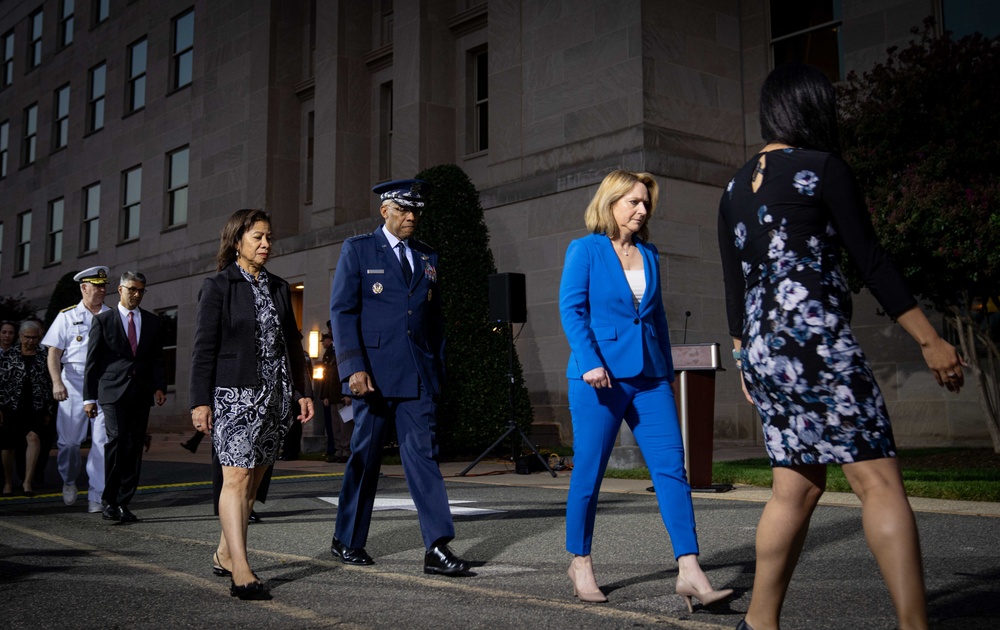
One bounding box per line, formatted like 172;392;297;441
189;263;307;410
84;308;167;406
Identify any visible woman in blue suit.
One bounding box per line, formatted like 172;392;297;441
559;170;733;609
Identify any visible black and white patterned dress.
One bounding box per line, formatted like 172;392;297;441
212;267;293;468
718;148;918;467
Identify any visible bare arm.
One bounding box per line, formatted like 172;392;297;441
895;306;966;393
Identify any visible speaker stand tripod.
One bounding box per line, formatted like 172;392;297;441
459;320;556;477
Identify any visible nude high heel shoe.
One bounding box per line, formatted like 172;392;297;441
675;576;734;613
567;556;608;603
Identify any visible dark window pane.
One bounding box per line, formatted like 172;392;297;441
770;0;839;39
132;76;146;109
131;40;147;76
476;52;488;100
92;65;106;96
943;0;1000;38
93;99;104;129
175;11;194;50
478;103;488;151
170;188;188;224
772;26;842;82
170;148;189;186
177;51;192;87
125;169;142;204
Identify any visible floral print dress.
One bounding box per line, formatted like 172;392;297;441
212;266;293;468
717;148;917;466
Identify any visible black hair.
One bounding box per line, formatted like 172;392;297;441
759;63;841;154
216;209;272;271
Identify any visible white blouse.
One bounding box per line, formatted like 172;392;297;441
624;269;645;308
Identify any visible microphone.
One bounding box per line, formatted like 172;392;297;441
683;311;691;343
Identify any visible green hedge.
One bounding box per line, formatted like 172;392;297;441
414;164;534;456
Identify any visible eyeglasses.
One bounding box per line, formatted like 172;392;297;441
20;334;40;341
121;286;147;295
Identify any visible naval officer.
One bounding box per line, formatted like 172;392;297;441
329;179;470;576
43;266;112;511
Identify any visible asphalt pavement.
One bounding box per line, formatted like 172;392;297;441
1;437;998;629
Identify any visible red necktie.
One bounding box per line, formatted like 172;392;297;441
128;311;138;355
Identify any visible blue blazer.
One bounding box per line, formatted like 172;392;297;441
330;226;445;398
559;233;674;382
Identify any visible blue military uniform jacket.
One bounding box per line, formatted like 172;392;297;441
330;226;445;398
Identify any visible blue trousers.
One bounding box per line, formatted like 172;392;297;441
334;386;454;550
566;375;699;558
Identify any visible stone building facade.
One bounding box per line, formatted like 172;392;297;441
0;0;990;447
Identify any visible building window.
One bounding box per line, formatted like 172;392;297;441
379;0;394;47
88;63;106;132
22;104;37;165
379;82;393;180
469;47;488;153
156;307;178;390
82;182;100;253
943;0;1000;38
53;84;70;150
59;0;74;48
127;38;147;113
769;0;842;83
172;9;194;90
28;9;43;70
167;146;189;226
0;120;8;178
305;111;314;203
93;0;109;26
2;31;13;87
47;198;64;264
16;211;30;274
121;166;141;241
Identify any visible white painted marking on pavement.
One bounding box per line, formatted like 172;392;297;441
317;496;504;515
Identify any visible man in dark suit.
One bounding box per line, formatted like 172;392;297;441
84;271;166;523
329;179;469;576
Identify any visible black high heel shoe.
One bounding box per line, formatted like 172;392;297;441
230;578;266;600
736;619;755;630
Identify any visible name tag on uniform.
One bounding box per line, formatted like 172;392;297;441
366;269;385;274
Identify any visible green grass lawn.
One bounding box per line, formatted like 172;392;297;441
604;448;1000;502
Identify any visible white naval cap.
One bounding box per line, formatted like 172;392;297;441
73;266;110;285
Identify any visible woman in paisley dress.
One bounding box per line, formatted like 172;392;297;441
718;64;965;630
190;209;314;599
0;320;53;497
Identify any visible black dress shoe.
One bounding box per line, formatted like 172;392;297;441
102;505;122;521
118;506;139;522
424;543;470;576
248;510;261;524
330;536;374;565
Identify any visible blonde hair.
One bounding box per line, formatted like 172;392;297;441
583;170;659;242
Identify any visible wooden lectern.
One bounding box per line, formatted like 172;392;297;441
670;343;732;492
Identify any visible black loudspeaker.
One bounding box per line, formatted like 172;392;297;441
488;273;527;323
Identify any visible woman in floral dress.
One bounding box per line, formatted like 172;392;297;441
717;64;965;630
190;209;314;599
